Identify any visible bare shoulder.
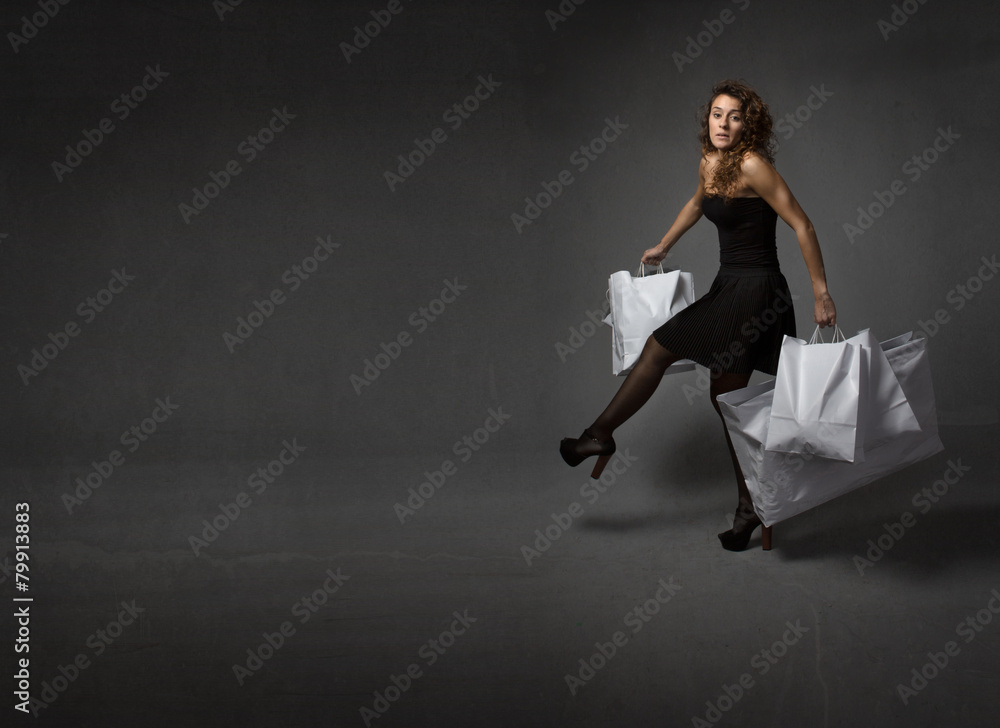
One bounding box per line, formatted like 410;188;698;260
741;151;774;175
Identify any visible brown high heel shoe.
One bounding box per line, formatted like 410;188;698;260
559;428;616;479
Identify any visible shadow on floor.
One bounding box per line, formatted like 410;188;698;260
769;501;1000;577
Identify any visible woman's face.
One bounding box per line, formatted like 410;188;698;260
708;94;744;151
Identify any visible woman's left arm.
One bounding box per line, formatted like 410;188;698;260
744;154;837;327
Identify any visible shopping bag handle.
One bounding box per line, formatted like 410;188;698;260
605;263;668;305
807;324;846;344
635;263;665;277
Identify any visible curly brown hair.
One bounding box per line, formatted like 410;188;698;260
699;80;776;201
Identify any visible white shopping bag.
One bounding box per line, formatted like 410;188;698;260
718;334;943;527
851;329;921;450
765;326;864;463
602;265;696;376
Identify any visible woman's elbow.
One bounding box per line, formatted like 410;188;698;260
794;218;816;239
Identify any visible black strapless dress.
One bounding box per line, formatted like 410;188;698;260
652;195;796;375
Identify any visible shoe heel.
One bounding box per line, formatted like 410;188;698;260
590;453;612;479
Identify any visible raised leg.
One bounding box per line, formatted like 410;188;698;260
588;335;679;441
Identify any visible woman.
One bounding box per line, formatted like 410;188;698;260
560;79;837;551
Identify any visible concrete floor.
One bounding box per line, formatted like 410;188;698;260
7;420;999;727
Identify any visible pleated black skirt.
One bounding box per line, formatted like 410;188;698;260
652;266;796;375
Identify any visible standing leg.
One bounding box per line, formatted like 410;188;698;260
709;371;753;502
709;371;767;551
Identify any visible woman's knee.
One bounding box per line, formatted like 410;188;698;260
709;372;752;401
641;334;678;368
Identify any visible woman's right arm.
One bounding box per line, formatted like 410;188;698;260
641;159;706;265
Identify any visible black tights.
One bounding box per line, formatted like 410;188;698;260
589;335;752;507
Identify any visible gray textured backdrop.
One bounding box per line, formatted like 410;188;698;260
5;0;998;463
